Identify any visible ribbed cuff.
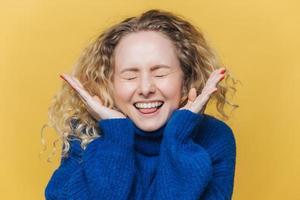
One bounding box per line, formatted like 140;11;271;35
98;118;135;147
164;109;204;143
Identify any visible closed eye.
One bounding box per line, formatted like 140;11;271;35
153;68;171;78
125;77;137;80
121;71;138;80
155;74;168;78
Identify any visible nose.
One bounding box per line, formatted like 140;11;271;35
137;74;156;97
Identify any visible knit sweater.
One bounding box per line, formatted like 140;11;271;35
45;109;236;200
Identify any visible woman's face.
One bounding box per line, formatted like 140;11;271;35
112;31;184;132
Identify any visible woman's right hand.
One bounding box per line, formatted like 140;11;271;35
60;74;126;121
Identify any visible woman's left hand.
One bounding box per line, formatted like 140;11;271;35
179;67;226;114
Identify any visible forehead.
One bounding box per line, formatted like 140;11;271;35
113;31;180;72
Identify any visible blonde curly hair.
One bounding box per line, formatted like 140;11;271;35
41;9;239;161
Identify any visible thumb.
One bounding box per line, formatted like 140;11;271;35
92;95;103;105
181;88;197;110
188;88;197;102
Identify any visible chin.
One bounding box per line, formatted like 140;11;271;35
133;110;170;132
124;103;176;132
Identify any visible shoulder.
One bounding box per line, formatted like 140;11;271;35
203;114;234;135
194;114;236;153
45;138;84;199
62;138;84;163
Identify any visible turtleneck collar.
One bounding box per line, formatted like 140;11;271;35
133;123;167;156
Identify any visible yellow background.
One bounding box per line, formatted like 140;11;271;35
1;0;299;199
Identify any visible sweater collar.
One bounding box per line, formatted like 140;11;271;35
133;123;167;156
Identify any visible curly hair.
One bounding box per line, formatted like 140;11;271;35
41;9;239;161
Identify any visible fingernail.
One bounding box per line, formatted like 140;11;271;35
59;74;65;80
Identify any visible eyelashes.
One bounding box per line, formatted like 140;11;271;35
155;74;168;78
124;74;169;80
126;77;137;80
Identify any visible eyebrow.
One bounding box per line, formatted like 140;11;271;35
120;65;171;74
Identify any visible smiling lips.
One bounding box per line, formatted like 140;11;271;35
134;101;164;115
139;107;160;114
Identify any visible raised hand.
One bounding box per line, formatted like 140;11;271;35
179;67;226;114
60;74;126;121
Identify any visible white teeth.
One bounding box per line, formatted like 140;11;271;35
135;102;163;109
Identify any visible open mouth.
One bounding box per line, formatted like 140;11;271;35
133;101;164;115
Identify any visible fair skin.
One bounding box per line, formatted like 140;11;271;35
60;31;226;132
112;31;185;131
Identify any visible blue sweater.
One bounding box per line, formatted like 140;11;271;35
45;109;236;200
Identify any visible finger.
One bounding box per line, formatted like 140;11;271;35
61;75;88;103
211;87;218;94
60;74;92;103
92;95;103;105
201;87;217;99
209;69;218;80
60;74;77;90
219;74;225;81
220;67;226;74
192;92;210;112
72;76;84;88
211;68;226;83
61;74;83;92
212;73;225;85
69;77;97;103
210;67;226;78
194;85;217;107
67;76;91;100
208;71;226;89
206;69;220;85
190;68;225;113
188;88;197;102
198;86;217;104
182;88;197;110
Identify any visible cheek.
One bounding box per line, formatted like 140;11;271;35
113;82;136;103
157;79;183;103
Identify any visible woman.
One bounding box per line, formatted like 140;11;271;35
44;9;238;200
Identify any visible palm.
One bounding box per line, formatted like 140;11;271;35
60;74;126;121
180;68;226;114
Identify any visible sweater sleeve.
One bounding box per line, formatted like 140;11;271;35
144;109;236;200
199;120;236;200
45;139;84;200
59;118;136;200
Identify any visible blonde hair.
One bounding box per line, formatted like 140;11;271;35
41;9;239;161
